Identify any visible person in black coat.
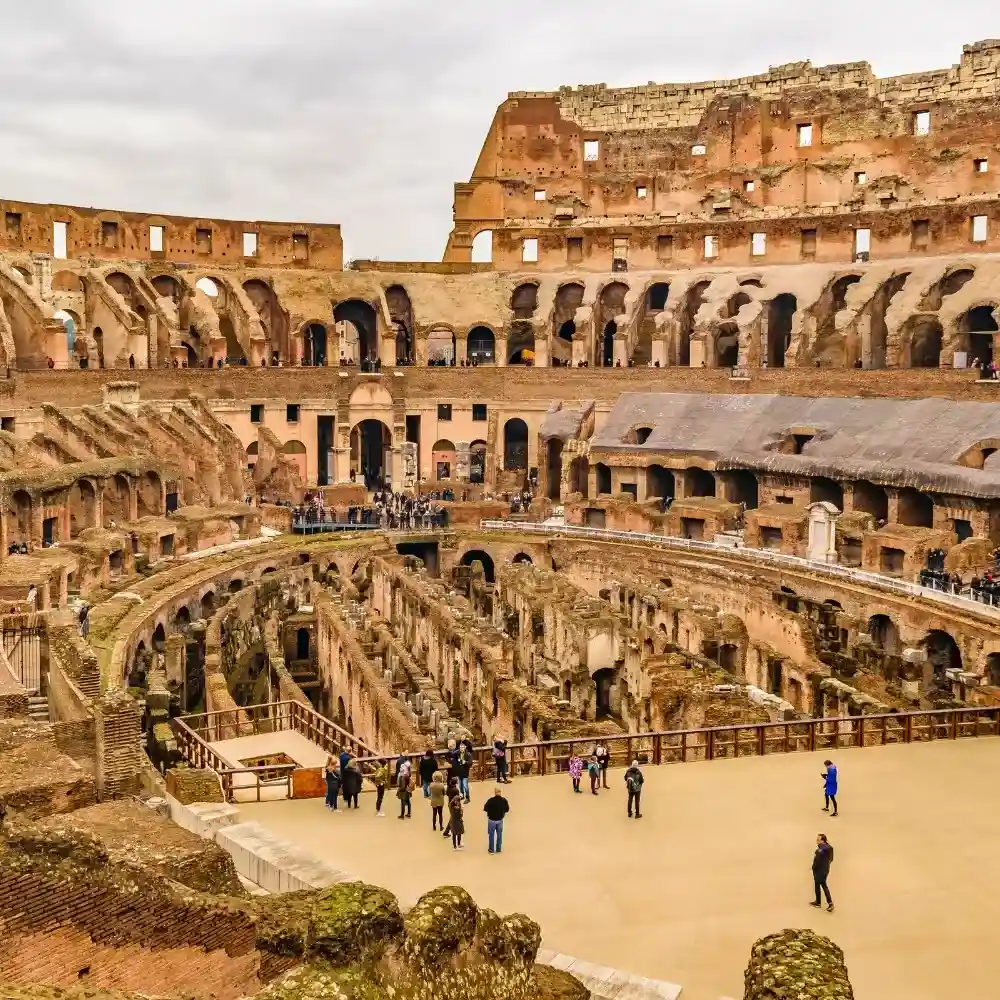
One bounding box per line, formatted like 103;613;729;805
324;758;341;811
419;748;438;798
342;761;363;808
810;834;834;912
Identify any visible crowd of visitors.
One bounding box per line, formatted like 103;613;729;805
292;490;449;530
507;489;533;515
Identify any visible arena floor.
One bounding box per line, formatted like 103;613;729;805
242;739;1000;1000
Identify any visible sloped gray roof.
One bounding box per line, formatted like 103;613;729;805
540;401;594;442
591;392;1000;497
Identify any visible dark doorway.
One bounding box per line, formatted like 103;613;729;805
352;420;391;488
397;541;440;576
595;463;612;495
964;305;998;366
602;322;616;367
503;418;529;471
767;294;796;367
593;667;616;718
296;628;310;660
317;416;335;486
334;300;379;362
305;323;328;366
459;549;495;583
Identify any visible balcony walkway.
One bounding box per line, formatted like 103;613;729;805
240;737;1000;1000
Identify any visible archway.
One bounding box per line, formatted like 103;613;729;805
546;438;564;500
818;274;863;366
503;418;529;471
868;614;901;655
920;268;975;311
595;463;611;495
512;553;533;565
350;419;392;488
281;440;307;482
195;277;219;298
426;327;456;366
767;294;796;367
304;323;328;366
10;489;31;543
200;590;217;619
174;606;191;629
897;488;934;528
810;478;844;510
869;274;908;369
646;465;675;500
601;322;616;367
648;282;670;311
459;549;496;583
985;652;1000;686
852;481;888;522
597;282;628;367
385;285;413;364
961;305;998;366
725;469;758;509
716;323;739;367
908;317;943;368
137;471;162;519
431;438;457;480
678;282;710;366
470;440;487;484
684;467;716;497
593;667;616;719
468;326;496;365
152;623;166;654
68;479;97;538
471;230;493;264
552;283;584;366
924;630;962;672
334;300;378;362
102;474;131;526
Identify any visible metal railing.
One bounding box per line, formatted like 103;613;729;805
479;519;1000;620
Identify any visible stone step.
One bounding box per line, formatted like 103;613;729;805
535;949;682;1000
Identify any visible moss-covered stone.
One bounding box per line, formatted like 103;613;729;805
403;885;479;962
531;965;591;1000
744;928;854;1000
477;908;542;963
309;882;403;966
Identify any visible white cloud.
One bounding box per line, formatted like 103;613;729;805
0;0;993;261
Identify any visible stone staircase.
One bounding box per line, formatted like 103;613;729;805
535;949;682;1000
27;695;49;723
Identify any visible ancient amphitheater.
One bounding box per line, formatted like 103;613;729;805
3;37;1000;1000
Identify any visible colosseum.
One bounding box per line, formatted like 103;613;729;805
1;35;999;1000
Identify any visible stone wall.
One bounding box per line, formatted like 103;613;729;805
743;928;854;999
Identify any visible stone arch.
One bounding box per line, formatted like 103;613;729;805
426;327;456;365
137;471;162;519
814;273;863;366
195;276;220;299
334;300;379;362
678;280;711;366
715;322;740;367
220;316;246;364
903;316;943;368
459;548;496;583
503;418;529;471
243;279;288;361
468;326;496;365
151;275;182;302
809;477;844;509
724;291;752;318
896;488;934;528
432;438;457;479
281;440;307;481
984;651;1000;686
867;614;901;655
51;270;84;293
684;467;716;497
68;478;97;538
512;552;533;565
471;230;493;263
174;605;191;629
385;285;413;364
596;282;628;367
646;465;675;500
852;480;888;522
923;629;962;672
511;283;539;319
595;463;612;495
303;322;329;366
869;273;909;369
509;284;539;363
959;304;999;366
919;267;975;311
102;474;132;526
647;282;670;311
350;419;392;487
766;293;796;368
200;590;217;619
552;282;584;366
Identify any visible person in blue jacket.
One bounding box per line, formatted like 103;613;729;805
822;759;838;817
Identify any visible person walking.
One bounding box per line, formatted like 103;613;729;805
484;786;510;854
587;755;601;795
342;758;362;809
448;786;466;850
624;759;644;818
568;752;584;793
810;833;835;912
419;748;438;798
594;741;610;789
396;761;413;819
442;776;460;837
493;737;510;784
324;757;341;811
429;769;447;831
371;759;389;816
822;760;839;817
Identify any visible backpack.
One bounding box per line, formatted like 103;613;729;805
588;762;600;778
626;771;642;793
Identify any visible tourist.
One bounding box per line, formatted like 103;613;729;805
324;757;341;811
624;759;644;818
568;752;584;793
396;760;413;819
484;785;510;854
452;739;473;804
587;755;601;795
448;785;466;850
419;747;438;798
339;747;351;774
342;758;362;808
429;769;447;831
810;833;835;912
442;775;460;838
822;759;839;817
594;741;610;788
371;758;389;816
492;737;509;783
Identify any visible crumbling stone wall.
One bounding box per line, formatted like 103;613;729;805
743;928;854;1000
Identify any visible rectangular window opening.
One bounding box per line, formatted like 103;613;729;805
521;237;538;263
584;140;600;162
437;404;452;421
243;232;258;257
293;233;309;260
53;221;68;259
751;232;766;256
854;171;868;185
195;228;212;254
100;220;119;248
913;110;931;136
691;143;707;156
972;215;988;243
149;225;164;252
975;158;989;174
636;185;648;199
533;189;546;201
657;235;674;261
743;180;755;193
566;236;583;264
250;404;264;424
472;403;487;421
911;219;930;250
286;403;300;423
854;228;871;257
801;228;817;259
797;123;813;148
704;235;718;259
5;212;22;237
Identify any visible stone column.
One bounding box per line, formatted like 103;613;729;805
454;441;471;481
455;337;468;366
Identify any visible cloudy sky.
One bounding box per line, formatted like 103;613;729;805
0;1;993;262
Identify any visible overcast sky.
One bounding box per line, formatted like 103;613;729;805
0;1;994;262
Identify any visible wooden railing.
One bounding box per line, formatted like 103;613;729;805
173;704;1000;801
